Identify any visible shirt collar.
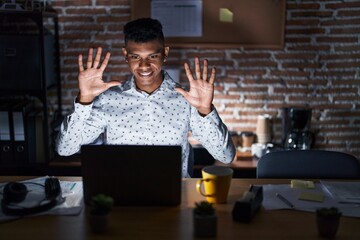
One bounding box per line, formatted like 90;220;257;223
121;70;177;93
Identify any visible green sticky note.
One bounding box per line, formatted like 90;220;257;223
299;191;324;202
219;8;233;23
291;180;315;189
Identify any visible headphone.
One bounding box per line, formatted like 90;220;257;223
1;177;62;216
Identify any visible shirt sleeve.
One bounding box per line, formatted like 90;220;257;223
55;99;106;156
190;106;236;164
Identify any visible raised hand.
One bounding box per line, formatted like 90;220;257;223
175;57;215;116
77;47;120;103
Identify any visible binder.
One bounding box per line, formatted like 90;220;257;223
27;109;45;164
35;110;45;164
0;101;13;164
11;99;34;164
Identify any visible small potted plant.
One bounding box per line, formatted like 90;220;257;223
316;207;342;238
88;194;114;234
193;201;217;237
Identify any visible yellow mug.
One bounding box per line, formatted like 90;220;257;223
196;166;233;203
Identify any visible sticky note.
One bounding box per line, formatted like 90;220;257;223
299;191;324;202
291;180;315;189
219;8;233;23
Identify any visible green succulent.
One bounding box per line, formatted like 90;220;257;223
90;194;114;215
316;207;341;217
194;201;215;216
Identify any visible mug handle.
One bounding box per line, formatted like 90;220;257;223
196;179;213;197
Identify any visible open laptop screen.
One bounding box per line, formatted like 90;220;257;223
81;145;182;206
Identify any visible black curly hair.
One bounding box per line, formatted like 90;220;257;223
123;18;165;46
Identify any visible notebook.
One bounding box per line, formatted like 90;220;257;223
80;145;182;206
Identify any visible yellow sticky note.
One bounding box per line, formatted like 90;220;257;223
291;180;315;189
219;8;233;23
299;192;324;202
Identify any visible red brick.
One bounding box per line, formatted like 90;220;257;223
337;10;360;17
52;0;92;7
231;53;271;59
282;62;321;69
96;0;129;6
327;62;360;69
65;8;107;14
291;11;333;18
287;45;331;51
286;28;326;35
322;18;360;26
286;19;320;26
287;3;320;10
275;53;316;60
316;37;358;43
227;70;266;76
271;70;310;78
285;37;312;43
326;2;360;9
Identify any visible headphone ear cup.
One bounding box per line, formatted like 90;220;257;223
3;182;27;203
45;177;61;200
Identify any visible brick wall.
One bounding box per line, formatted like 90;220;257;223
50;0;360;158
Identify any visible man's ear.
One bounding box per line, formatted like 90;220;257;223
122;47;128;62
122;47;127;57
164;46;170;59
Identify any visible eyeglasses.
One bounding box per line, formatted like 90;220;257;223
126;52;164;63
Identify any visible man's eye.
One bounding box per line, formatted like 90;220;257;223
149;54;160;59
129;55;140;60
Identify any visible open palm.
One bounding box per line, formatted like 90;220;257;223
175;57;215;115
78;47;120;103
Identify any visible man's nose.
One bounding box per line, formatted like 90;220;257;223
138;57;151;67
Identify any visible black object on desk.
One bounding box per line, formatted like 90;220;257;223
232;185;263;223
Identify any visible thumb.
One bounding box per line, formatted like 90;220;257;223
105;81;121;89
175;87;188;97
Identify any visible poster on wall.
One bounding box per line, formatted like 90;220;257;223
151;0;202;37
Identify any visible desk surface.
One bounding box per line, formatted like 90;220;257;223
1;177;359;240
51;151;258;177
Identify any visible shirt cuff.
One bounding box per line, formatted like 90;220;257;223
72;98;93;120
195;107;221;125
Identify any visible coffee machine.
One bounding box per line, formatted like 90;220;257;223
282;107;313;150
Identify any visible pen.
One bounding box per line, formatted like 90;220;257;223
276;193;294;209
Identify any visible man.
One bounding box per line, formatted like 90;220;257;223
56;18;235;177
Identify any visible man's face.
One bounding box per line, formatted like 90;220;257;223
122;40;169;93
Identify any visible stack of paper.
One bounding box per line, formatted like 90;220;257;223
321;181;360;204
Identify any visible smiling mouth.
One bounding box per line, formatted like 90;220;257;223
138;71;153;77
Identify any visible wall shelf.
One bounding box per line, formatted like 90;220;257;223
0;10;62;175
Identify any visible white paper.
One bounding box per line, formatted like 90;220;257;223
261;183;360;218
151;0;202;37
321;181;360;204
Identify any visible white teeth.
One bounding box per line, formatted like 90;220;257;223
140;72;151;76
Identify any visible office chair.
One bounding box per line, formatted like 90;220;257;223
190;144;216;178
257;150;360;179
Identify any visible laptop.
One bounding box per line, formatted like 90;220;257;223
80;145;182;206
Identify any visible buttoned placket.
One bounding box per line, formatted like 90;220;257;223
136;89;158;145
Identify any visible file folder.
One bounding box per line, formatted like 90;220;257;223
0;102;13;164
11;99;34;164
27;109;45;164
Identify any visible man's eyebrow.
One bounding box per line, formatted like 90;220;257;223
126;48;164;56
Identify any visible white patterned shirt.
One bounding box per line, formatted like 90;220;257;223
56;71;235;177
